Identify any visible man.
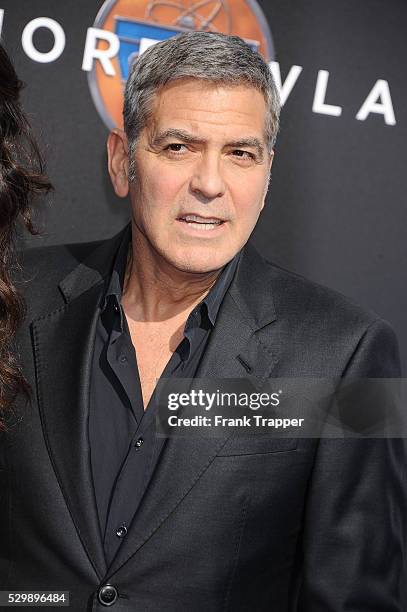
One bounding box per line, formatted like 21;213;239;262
2;32;405;611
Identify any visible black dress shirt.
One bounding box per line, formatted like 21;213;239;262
89;226;240;565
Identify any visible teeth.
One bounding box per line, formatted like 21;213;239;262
181;214;222;225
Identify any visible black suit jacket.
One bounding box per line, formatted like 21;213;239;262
1;225;406;611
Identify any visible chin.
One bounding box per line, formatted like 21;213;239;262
169;249;232;275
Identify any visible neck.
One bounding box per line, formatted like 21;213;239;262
121;224;223;323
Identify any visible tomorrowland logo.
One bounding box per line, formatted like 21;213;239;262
88;0;275;129
0;5;396;129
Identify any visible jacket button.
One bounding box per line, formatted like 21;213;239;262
98;584;118;606
116;524;128;538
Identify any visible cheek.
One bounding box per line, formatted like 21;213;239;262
143;165;188;211
146;164;188;196
230;178;267;220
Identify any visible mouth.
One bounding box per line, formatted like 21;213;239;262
176;214;226;231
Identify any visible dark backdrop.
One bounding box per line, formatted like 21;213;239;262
1;0;406;373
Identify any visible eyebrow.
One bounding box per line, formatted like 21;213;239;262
228;138;265;161
151;129;266;161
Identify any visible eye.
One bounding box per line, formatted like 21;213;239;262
165;143;188;154
231;149;255;160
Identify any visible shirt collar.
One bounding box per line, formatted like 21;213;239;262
102;224;132;311
201;252;240;326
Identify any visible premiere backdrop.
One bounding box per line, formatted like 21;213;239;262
1;1;406;372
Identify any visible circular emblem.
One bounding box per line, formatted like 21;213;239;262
89;0;275;130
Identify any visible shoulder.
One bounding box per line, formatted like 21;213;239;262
18;239;103;286
243;247;399;375
241;243;381;330
266;259;380;329
20;239;104;275
16;239;105;312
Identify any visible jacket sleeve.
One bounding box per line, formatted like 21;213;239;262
297;318;407;611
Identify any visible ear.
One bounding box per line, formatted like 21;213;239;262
260;149;274;212
107;129;129;198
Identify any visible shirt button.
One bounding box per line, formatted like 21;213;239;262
135;437;144;449
113;303;120;313
116;524;128;538
97;584;118;606
119;354;127;364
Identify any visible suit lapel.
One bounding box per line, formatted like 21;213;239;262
32;285;106;578
106;242;280;577
31;228;129;580
194;241;280;387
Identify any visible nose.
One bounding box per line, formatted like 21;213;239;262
189;152;226;201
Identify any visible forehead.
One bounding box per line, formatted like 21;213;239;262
146;79;267;141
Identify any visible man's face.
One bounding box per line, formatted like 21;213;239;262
115;79;273;273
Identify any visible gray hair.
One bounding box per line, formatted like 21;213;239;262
123;31;280;180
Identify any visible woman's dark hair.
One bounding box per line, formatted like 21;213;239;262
0;44;52;429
